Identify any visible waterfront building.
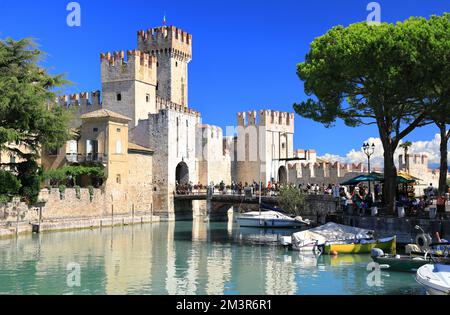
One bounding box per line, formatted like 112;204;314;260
11;23;440;222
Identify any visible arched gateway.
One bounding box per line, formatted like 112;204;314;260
278;166;288;184
175;162;189;185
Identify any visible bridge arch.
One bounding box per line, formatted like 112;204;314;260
278;166;288;184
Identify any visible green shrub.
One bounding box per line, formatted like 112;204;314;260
88;185;94;202
74;186;81;199
43;164;107;187
0;170;21;196
278;186;306;216
59;185;66;199
0;195;9;204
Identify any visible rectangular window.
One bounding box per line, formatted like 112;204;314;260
146;94;150;102
93;128;98;133
86;140;99;161
116;93;122;101
66;140;78;163
116;140;122;154
10;155;16;164
68;140;77;153
116;174;121;184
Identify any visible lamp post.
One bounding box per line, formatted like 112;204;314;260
362;142;375;194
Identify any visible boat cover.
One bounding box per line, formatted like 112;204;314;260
292;222;374;248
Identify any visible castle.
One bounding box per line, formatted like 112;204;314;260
38;24;440;219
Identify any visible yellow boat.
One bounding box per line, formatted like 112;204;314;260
324;236;396;255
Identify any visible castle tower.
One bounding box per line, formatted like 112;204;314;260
137;26;192;107
235;110;295;185
100;50;157;127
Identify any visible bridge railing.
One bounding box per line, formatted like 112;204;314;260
174;187;281;197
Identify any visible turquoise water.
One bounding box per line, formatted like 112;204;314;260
0;218;425;295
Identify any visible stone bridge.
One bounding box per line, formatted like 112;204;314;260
173;191;338;221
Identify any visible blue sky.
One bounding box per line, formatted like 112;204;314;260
0;0;449;161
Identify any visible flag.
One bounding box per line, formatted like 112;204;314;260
163;14;167;25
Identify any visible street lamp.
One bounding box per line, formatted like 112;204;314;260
362;142;376;194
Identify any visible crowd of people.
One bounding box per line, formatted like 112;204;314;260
176;180;349;199
175;180;449;219
176;180;286;196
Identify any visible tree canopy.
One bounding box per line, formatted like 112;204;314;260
0;38;72;203
0;38;71;164
417;14;450;194
294;16;447;212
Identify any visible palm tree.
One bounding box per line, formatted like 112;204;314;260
399;141;412;172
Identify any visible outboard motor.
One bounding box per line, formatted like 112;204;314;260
371;248;384;258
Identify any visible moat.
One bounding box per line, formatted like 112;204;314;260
0;217;424;295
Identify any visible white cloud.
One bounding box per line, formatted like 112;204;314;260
319;134;448;169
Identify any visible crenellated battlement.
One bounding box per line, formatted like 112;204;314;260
197;124;223;144
259;110;295;127
294;159;369;185
155;96;200;117
237;110;295;131
137;26;192;61
55;91;102;127
58;91;102;107
100;50;157;84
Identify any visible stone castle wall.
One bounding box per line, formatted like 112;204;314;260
235;110;295;184
57;91;102;128
100;50;158;127
196;125;231;185
290;162;366;186
138;26;192;107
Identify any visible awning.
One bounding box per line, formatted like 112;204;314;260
340;172;383;185
341;171;419;186
397;171;421;183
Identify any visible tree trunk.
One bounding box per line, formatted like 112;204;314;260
383;145;398;214
438;124;449;195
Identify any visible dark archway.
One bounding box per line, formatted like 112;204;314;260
278;166;288;184
176;162;189;185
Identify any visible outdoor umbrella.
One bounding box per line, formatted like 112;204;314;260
341;172;418;186
340;173;382;186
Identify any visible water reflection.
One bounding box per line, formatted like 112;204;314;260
0;218;424;295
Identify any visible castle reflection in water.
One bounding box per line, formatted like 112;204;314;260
0;215;422;295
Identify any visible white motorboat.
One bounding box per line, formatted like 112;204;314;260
236;181;310;229
416;264;450;295
236;210;310;228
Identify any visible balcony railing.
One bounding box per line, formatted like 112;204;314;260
66;153;108;163
66;153;78;163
